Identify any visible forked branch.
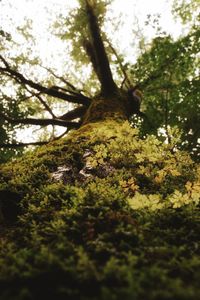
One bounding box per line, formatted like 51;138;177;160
0;55;91;106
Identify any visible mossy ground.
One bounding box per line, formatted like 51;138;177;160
0;120;200;300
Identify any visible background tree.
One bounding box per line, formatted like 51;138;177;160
132;28;200;160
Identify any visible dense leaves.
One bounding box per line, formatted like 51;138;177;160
131;27;200;161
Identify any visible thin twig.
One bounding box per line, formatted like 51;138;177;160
106;40;131;88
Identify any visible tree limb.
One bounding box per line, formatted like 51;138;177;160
0;56;91;106
22;86;56;118
41;66;79;92
0;128;70;149
58;106;87;121
0;55;10;68
85;0;117;96
0;112;80;128
83;39;100;80
107;40;132;88
34;93;56;118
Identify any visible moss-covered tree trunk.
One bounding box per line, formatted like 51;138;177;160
82;94;130;124
0;113;200;300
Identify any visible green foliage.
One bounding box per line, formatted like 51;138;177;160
172;0;200;24
0;120;199;299
54;0;110;68
131;27;200;161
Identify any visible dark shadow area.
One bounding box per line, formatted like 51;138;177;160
0;190;22;223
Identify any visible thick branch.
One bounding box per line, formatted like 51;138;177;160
0;128;72;149
0;57;91;106
0;112;80;128
85;0;117;95
83;39;99;77
58;106;87;121
0;67;90;105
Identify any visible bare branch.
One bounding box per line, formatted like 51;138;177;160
0;128;70;149
21;86;56;118
0;112;80;128
0;55;10;68
85;0;117;96
26;91;55;118
40;67;89;98
41;66;79;92
58;106;87;121
36;94;56;118
106;41;132;89
0;57;91;106
0;127;72;149
49;85;86;98
52;128;69;140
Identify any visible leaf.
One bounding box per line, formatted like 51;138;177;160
170;169;181;176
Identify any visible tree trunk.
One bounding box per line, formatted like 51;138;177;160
82;94;128;125
0;99;199;300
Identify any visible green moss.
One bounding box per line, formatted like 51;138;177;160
82;96;127;124
0;120;200;299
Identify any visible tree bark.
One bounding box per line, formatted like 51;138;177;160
82;91;130;125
